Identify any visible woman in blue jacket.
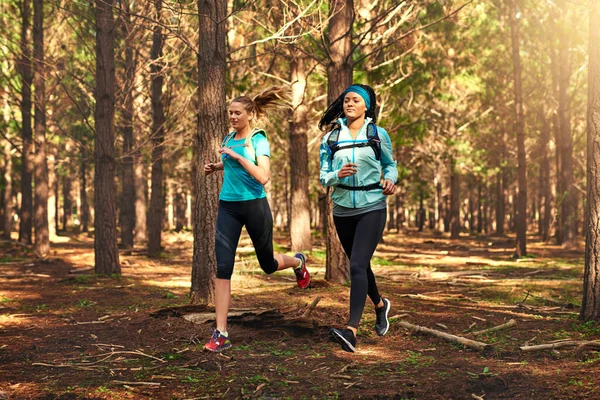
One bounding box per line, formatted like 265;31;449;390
203;87;311;352
319;84;398;352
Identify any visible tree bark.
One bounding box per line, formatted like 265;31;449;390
19;0;33;245
120;0;135;249
175;185;186;232
33;0;49;257
134;156;147;242
62;174;72;230
46;147;55;238
94;0;121;275
557;1;576;247
190;0;227;304
509;0;527;257
325;0;353;283
147;0;165;257
79;150;90;233
540;116;551;242
581;0;600;321
2;142;13;240
289;56;312;252
450;159;460;239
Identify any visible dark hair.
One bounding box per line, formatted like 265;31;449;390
318;84;377;130
231;86;290;121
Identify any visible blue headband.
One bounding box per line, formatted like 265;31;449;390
344;85;371;110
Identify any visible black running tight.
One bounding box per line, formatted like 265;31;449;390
333;208;386;329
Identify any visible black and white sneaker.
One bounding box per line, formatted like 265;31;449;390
328;328;357;353
375;298;391;336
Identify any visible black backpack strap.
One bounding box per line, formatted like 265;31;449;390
366;122;381;161
326;123;342;157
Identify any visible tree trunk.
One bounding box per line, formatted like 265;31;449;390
2;142;13;240
434;176;442;232
175;185;186;232
94;0;121;275
79;151;90;233
477;180;483;234
581;0;600;321
510;0;527;257
62;175;72;231
147;0;165;257
557;2;575;247
120;1;135;249
289;56;312;252
450;159;460;239
47;147;56;237
190;0;227;304
540;116;551;242
387;193;396;231
325;0;353;283
33;0;48;257
19;0;33;245
134;156;147;242
167;180;174;230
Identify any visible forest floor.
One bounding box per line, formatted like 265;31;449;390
0;229;598;400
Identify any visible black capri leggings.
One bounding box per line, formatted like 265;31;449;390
215;198;278;280
334;208;386;329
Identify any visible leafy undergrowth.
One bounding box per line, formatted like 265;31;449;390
0;230;597;399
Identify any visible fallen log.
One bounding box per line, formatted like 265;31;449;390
152;298;321;331
398;321;494;355
520;341;600;352
471;319;517;336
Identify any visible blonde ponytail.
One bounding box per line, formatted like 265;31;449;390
231;86;291;122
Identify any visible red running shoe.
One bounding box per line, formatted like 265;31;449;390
294;253;311;289
204;330;231;352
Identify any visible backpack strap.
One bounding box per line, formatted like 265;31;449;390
326;123;342;156
366;122;381;161
222;131;236;148
244;128;266;164
327;121;381;161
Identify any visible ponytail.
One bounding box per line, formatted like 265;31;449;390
231;86;290;122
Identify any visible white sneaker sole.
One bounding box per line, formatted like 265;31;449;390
329;329;356;353
376;298;390;336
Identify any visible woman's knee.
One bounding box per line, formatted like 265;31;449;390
259;257;278;275
216;264;234;280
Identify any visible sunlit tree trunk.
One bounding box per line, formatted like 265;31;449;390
289;56;312;252
540;116;551;242
2;142;13;240
581;0;600;321
94;0;121;274
557;0;576;246
120;0;135;249
450;158;460;239
147;0;165;257
325;0;353;283
190;0;227;304
509;0;527;257
134;160;147;243
79;150;90;233
19;0;33;245
33;0;48;257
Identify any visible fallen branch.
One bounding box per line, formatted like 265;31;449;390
520;341;600;352
112;380;161;386
399;321;494;354
330;374;352;380
471;319;517;336
301;297;322;318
